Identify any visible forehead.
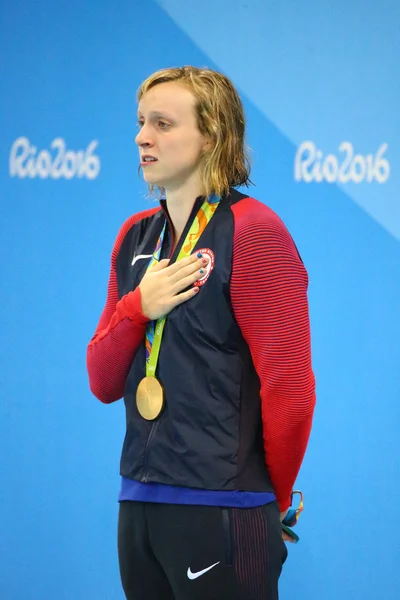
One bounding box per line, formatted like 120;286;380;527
138;82;197;117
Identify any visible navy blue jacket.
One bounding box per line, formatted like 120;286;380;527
116;189;274;493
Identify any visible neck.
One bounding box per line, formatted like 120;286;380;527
164;176;204;241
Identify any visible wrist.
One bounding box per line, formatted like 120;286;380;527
119;288;150;326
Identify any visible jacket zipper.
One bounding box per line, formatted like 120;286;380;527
164;209;176;258
141;421;159;482
141;198;201;481
141;208;173;483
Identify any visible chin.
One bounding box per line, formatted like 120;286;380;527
142;171;160;184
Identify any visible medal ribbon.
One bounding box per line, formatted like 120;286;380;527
144;194;220;378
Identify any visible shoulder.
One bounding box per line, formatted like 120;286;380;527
113;206;161;254
111;205;161;260
229;191;298;255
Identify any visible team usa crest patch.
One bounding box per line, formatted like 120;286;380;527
194;248;215;287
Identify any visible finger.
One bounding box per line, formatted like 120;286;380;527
168;256;208;284
169;285;199;308
149;258;170;271
282;532;295;543
165;252;206;277
170;267;205;294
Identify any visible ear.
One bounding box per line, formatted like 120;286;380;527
202;137;214;153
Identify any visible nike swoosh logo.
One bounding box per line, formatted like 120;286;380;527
187;561;220;580
131;253;153;267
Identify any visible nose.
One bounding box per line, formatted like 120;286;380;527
135;123;153;148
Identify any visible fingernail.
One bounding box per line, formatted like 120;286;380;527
202;258;208;264
199;269;204;274
197;252;203;258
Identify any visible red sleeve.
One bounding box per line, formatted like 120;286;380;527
86;208;159;404
231;198;316;512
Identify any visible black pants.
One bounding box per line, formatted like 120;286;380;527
118;501;288;600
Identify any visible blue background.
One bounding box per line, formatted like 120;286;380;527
1;1;399;598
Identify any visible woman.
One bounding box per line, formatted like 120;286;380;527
87;66;316;600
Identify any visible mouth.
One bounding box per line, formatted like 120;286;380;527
141;155;158;166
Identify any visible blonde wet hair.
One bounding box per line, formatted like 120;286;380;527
137;66;252;198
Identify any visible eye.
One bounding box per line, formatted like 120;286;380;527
136;120;144;129
158;121;170;130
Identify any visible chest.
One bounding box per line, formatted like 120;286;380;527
117;205;235;309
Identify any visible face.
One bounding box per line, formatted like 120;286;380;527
135;82;208;192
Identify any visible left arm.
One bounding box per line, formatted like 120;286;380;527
231;201;316;512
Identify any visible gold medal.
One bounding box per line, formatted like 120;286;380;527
136;376;164;420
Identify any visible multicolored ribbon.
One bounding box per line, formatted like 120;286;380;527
282;490;304;527
144;194;220;378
